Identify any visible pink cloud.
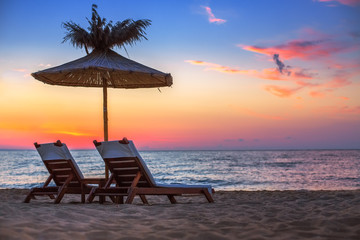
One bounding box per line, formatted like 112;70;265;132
202;6;226;24
259;68;315;81
317;0;360;6
240;39;344;60
238;30;359;99
293;69;317;79
38;63;52;67
309;91;327;98
240;28;359;73
263;70;353;98
337;105;360;114
185;60;314;81
264;85;303;98
295;79;322;87
306;72;353;97
12;68;27;72
186;58;356;99
256;68;314;81
325;77;352;88
339;96;350;100
12;68;31;78
318;105;360;115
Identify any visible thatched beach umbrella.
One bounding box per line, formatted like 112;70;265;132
31;5;172;178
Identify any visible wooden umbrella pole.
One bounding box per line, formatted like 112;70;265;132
103;79;109;179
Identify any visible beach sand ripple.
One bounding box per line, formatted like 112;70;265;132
0;189;359;239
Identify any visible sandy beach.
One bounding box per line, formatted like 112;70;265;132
0;189;359;239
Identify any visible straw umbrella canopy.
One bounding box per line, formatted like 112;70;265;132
31;4;172;178
31;48;173;139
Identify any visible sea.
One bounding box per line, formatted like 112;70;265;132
0;149;359;191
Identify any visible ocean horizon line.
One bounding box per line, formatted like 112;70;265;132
1;147;359;151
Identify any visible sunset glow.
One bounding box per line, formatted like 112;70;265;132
0;0;359;150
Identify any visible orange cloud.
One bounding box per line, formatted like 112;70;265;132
185;60;255;74
317;0;360;6
309;91;327;98
202;6;226;24
212;67;256;74
12;68;27;72
38;63;52;67
186;60;207;65
264;85;303;98
257;68;284;80
339;96;350;100
48;130;94;137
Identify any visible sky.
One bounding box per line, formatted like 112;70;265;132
0;0;359;150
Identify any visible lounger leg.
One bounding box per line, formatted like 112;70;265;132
139;195;148;204
167;195;177;204
203;189;214;203
125;188;137;204
44;175;55;200
24;189;34;203
43;174;53;187
81;183;85;203
98;173;114;204
54;175;73;204
54;189;65;204
87;187;96;203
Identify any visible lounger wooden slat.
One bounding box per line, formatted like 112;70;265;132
108;161;138;168
24;140;105;204
87;138;214;204
47;163;70;168
51;169;73;174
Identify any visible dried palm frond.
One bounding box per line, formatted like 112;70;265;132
62;4;151;53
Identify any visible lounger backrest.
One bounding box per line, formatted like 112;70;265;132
35;142;84;186
95;140;157;187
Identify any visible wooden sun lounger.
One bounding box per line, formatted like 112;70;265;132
24;140;105;204
87;139;214;204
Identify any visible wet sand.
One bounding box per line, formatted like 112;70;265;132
0;189;359;239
